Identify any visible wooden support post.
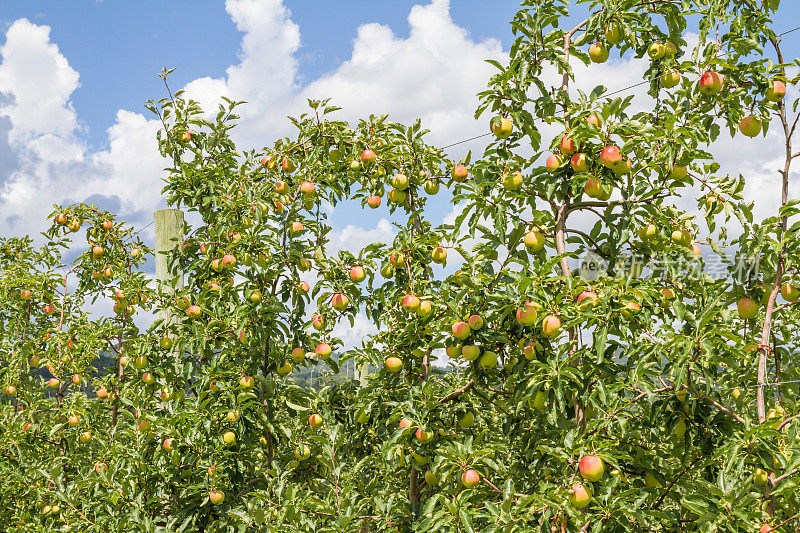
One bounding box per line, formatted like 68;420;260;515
154;209;185;325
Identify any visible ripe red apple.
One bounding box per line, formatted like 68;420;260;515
91;245;104;260
577;290;599;309
55;213;68;225
461;469;481;489
385;356;403;373
402;294;421;313
491;116;513;139
399;417;413;429
545;153;563;172
5;384;16;396
542;315;562;338
298;281;310;293
312;314;325;331
621;301;641;316
331;293;350;311
142;372;155;385
96;387;108;399
585;113;602;128
68;218;81;232
560;134;577;155
239;375;254;388
390;252;405;267
42;304;56;315
579;455;605;481
163;438;175;452
360;149;376;165
186;305;202;319
48;378;60;389
599;145;622;168
315;343;332;359
452;321;472;340
570;153;590;172
72;374;81;385
759;525;772;533
766;80;786;102
308;413;324;428
738;115;762;137
350;266;366;282
415;428;433;443
20;289;32;301
221;254;236;269
698;71;724;95
367;195;381;208
468;314;484;330
300;181;316;196
588;41;609;63
452;164;469;182
737;297;759;319
24;422;33;431
569;483;591;508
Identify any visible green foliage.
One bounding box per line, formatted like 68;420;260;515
3;1;800;531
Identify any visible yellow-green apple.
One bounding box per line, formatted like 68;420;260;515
459;411;475;427
417;300;433;317
134;355;148;369
315;343;332;360
644;472;662;488
570;153;590;172
385;356;403;373
138;418;152;433
588;41;609;63
461;469;481;488
647;42;666;60
479;351;498;370
294;444;310;461
79;431;92;443
612;157;632;175
209;491;224;505
431;246;447;264
766;80;786;102
388;188;407;204
390;252;405;267
392;173;409;190
20;289;32;300
584;178;602;198
621;301;641;316
55;212;69;225
698;71;724;95
737;297;759;319
605;23;622;44
660;287;676;300
424;470;440;485
239;375;254;388
312;314;325;330
781;281;800;301
639;223;657;241
300;181;316;196
221;254;236;269
445;344;462;358
524;230;545;252
502;170;523;190
754;468;769;487
545;153;563;172
142;372;156;385
274;180;288;194
516;301;539;326
308;413;323;428
291;347;306;364
424;179;440;194
163;438;175;452
569;483;592;508
461;345;481;361
68;415;80;427
452;164;469;182
542;315;562;338
452;321;471;340
91;245;104;260
738;116;762;137
186;305;202;319
68;218;81;232
491;116;513;139
661;69;681;88
671;228;691;246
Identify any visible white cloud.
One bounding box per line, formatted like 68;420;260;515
326;217;396;255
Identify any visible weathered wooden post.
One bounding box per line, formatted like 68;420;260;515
154;209;184;324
